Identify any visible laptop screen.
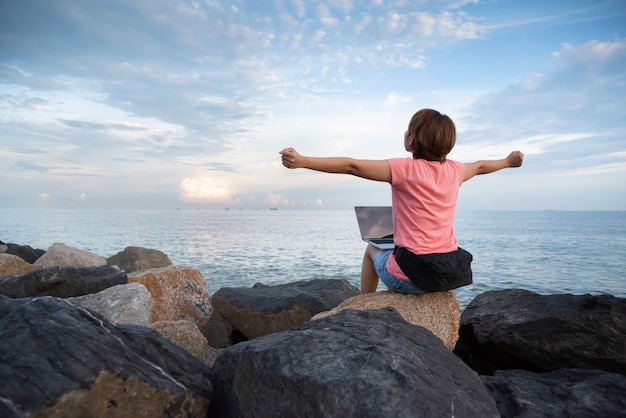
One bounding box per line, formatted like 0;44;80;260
355;206;393;239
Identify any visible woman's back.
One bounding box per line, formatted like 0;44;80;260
388;158;465;254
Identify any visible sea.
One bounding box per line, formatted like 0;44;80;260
1;208;625;311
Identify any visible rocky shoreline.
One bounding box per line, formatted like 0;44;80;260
1;240;625;417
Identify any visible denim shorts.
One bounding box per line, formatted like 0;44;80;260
373;249;424;294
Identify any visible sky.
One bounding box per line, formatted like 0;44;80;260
1;0;625;211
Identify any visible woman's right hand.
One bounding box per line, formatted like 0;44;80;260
506;151;524;168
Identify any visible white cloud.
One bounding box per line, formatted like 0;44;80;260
411;12;437;36
292;0;305;17
327;0;353;13
313;29;326;43
318;4;339;26
1;0;624;210
180;177;232;202
554;162;626;177
353;14;372;35
436;11;482;39
383;91;411;108
553;40;626;65
378;12;407;34
264;192;291;207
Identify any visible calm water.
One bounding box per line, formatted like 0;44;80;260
1;209;625;310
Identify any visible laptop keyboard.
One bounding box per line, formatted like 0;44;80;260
370;238;393;244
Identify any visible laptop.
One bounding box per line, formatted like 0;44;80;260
354;206;395;250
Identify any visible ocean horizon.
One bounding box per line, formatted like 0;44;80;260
2;208;625;310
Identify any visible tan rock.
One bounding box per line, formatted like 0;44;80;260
128;266;213;331
0;253;42;277
212;299;311;340
34;370;208;418
152;320;223;367
312;290;460;350
106;246;173;273
34;242;106;268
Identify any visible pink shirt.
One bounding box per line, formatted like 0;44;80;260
385;158;466;280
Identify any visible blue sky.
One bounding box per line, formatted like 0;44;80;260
1;0;625;210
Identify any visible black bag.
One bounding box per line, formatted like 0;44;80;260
393;246;473;292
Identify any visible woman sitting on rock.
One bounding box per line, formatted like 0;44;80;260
280;108;524;294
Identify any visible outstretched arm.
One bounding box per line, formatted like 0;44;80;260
464;151;524;182
280;147;391;183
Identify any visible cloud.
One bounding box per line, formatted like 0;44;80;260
435;11;483;39
442;38;626;211
1;0;624;210
559;161;626;177
383;92;411;108
11;160;51;174
459;39;626;145
318;4;339;27
264;192;291;207
179;177;232;202
554;39;626;63
59;119;109;130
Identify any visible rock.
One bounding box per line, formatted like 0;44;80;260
0;240;45;263
34;242;107;268
454;289;626;375
209;308;499;418
0;265;127;298
482;368;626;417
0;253;42;277
152;320;223;367
212;279;359;340
129;266;212;331
107;246;173;273
67;282;154;326
0;295;212;417
203;307;239;348
313;290;460;350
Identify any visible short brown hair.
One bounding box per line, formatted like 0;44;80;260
407;109;456;162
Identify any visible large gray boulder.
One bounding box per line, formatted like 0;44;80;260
0;265;127;298
0;295;212;417
67;282;154;326
212;278;359;340
209;308;499;418
482;368;626;417
33;242;107;267
454;289;626;375
107;246;173;273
